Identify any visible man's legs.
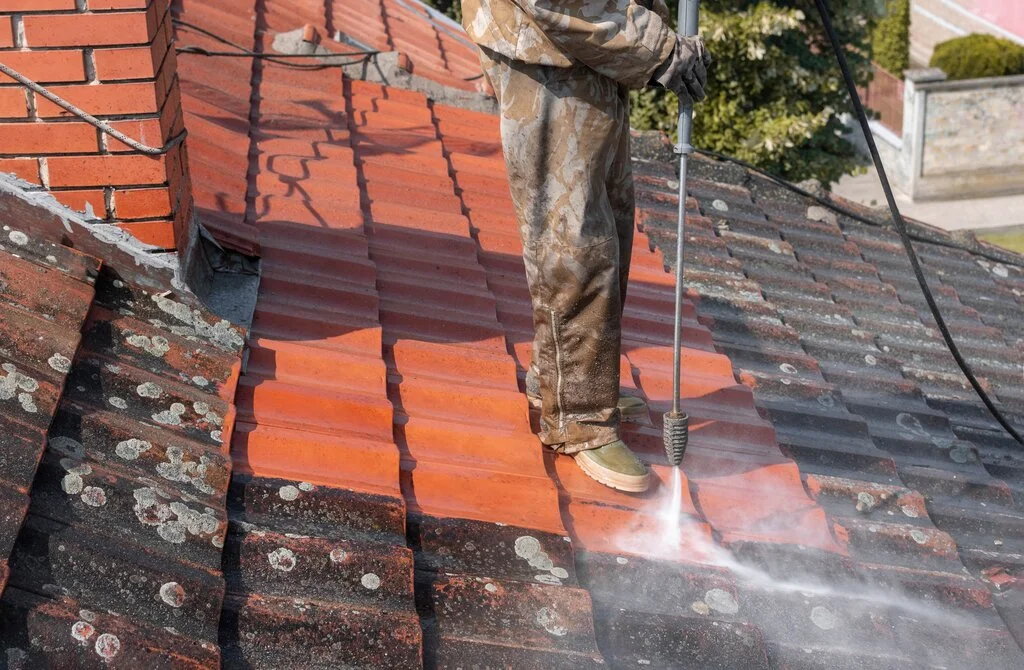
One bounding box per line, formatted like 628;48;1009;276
522;85;648;423
481;51;635;455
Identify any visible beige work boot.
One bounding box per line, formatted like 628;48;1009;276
525;368;648;422
574;440;651;493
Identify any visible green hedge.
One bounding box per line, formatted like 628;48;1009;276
930;34;1024;81
872;0;910;75
423;0;461;21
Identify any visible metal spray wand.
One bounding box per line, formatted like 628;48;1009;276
663;0;700;467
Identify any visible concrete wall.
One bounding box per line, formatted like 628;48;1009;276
863;69;1024;201
921;79;1024;175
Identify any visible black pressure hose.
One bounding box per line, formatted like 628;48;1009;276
812;0;1023;446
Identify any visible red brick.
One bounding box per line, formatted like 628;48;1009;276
0;158;39;183
22;12;155;48
107;117;164;153
90;0;152;8
0;0;76;9
0;122;98;154
0;87;28;118
115;219;175;248
35;81;160;117
115;187;171;219
0;50;86;84
103;87;180;154
173;184;193;255
93;7;172;82
46;154;167;187
0;16;12;48
52;189;108;217
94;45;160;81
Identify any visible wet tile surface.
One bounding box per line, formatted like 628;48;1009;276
634;150;1024;667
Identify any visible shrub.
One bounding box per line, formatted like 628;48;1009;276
872;0;910;75
423;0;461;22
630;0;880;185
929;33;1024;81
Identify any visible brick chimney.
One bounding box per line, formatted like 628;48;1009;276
0;0;193;256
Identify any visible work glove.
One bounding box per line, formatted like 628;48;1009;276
651;34;712;106
637;0;672;22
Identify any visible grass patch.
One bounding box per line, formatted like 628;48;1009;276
977;228;1024;254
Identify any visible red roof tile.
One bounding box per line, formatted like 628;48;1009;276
5;0;1024;666
0;176;246;665
0;239;98;599
174;0;1024;664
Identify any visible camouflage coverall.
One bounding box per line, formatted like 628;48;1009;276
463;1;681;453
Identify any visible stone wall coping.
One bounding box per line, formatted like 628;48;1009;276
913;71;1024;92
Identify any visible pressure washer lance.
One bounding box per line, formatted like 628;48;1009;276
664;0;701;468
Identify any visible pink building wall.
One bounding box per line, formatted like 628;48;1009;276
958;1;1024;38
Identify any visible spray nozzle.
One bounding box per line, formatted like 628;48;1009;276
663;410;689;466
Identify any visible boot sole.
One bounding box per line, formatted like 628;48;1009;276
527;396;648;423
574;451;650;493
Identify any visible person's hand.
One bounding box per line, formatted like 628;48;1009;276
652;34;713;105
636;0;672;22
652;0;672;22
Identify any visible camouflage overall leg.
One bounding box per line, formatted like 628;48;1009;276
481;50;635;455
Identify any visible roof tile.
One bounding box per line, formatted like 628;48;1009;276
8;0;1022;664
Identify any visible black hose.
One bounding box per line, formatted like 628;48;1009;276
172;19;378;70
175;45;373;69
812;0;1022;445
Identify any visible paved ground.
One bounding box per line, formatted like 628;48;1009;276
833;166;1024;231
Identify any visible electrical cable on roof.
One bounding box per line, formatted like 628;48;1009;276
172;19;378;70
175;45;374;69
174;18;484;81
812;0;1023;446
692;147;1020;268
0;61;186;156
